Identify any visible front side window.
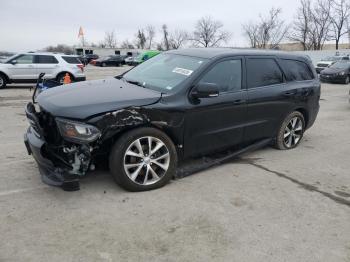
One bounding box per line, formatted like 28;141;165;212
35;55;59;64
123;54;208;93
282;59;314;81
247;58;283;88
15;55;34;64
198;59;242;93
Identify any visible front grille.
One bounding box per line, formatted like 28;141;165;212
39;109;61;144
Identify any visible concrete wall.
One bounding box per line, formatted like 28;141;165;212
292;49;350;65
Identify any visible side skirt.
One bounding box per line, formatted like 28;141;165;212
175;138;272;178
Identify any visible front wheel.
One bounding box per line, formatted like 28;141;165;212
275;111;305;150
344;76;349;84
109;127;178;191
0;74;7;89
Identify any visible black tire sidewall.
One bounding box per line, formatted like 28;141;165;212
109;127;178;192
275;111;305;150
0;75;6;89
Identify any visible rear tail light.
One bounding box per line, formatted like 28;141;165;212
90;60;96;65
77;64;84;72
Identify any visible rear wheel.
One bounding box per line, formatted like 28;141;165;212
102;62;107;67
275;111;305;150
109;127;177;191
344;76;349;84
0;74;7;89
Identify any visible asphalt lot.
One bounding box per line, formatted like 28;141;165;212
0;65;350;262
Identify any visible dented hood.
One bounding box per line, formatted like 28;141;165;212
37;78;161;119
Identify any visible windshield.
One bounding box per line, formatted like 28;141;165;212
122;53;208;93
330;61;350;69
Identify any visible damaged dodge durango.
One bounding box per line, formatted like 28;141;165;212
24;48;320;191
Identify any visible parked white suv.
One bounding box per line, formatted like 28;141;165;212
0;52;86;89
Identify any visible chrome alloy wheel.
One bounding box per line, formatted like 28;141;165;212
123;136;170;185
284;116;303;148
0;77;3;87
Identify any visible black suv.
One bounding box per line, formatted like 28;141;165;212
24;48;320;191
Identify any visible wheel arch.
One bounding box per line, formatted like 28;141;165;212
294;107;309;127
0;71;10;82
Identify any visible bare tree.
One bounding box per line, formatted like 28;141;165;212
169;30;189;49
145;25;156;49
121;40;135;49
162;24;170;50
134;29;147;49
44;44;74;54
289;0;314;50
192;16;230;47
104;30;117;48
242;8;288;49
329;0;350;49
310;0;332;50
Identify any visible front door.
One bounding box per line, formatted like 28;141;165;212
7;54;37;81
184;57;247;157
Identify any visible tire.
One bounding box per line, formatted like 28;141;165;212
109;127;178;192
102;62;106;67
0;74;7;89
344;76;349;84
275;111;305;150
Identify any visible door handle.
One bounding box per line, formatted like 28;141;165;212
283;91;296;97
233;99;246;105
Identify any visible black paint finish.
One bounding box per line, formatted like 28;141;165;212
25;48;321;185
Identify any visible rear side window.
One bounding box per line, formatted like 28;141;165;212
199;59;242;93
62;56;81;64
247;58;283;88
35;55;58;64
282;59;314;81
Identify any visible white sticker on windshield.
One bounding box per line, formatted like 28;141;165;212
172;67;193;76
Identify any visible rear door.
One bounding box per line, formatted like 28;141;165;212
6;54;37;81
244;56;293;142
34;55;59;79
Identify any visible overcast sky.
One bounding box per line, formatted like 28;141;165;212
1;0;302;52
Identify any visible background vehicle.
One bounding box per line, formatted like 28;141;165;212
91;55;124;67
315;54;349;74
24;49;320;192
320;61;350;84
79;54;99;65
0;53;85;88
131;50;161;65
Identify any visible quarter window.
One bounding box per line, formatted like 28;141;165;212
247;58;283;88
282;59;314;81
199;59;242;93
35;55;58;64
15;55;34;64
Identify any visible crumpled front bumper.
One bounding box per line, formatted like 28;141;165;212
24;126;80;191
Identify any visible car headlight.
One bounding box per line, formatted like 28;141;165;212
56;118;101;143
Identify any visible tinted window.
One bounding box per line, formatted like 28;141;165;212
247;58;283;88
199;60;242;93
282;59;314;81
36;55;58;64
15;55;34;64
62;56;81;64
342;57;349;60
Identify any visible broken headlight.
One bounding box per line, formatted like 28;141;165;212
56;118;101;143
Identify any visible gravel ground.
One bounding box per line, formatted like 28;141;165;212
0;65;349;262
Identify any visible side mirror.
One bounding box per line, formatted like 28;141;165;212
191;82;219;99
10;60;17;65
